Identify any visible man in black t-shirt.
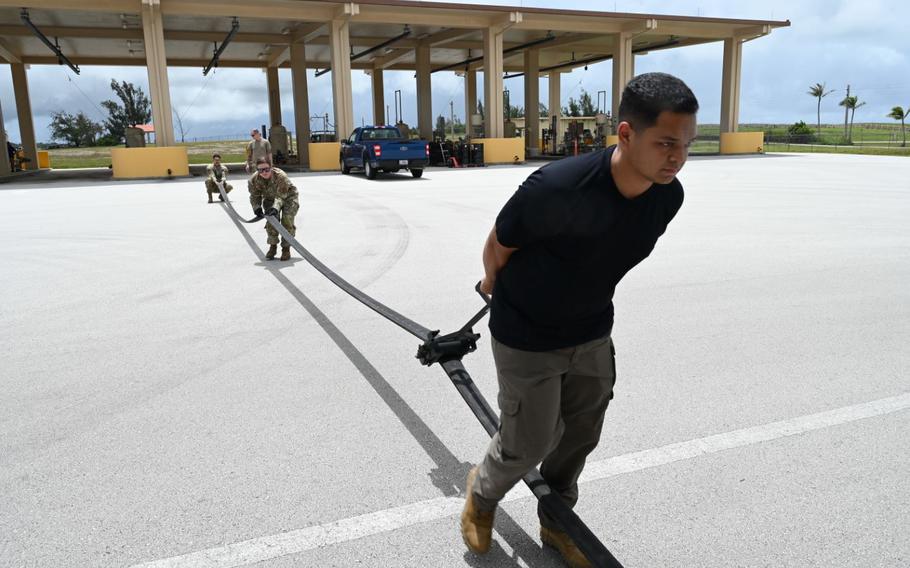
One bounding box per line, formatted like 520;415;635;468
461;73;699;566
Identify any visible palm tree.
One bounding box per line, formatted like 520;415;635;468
887;106;908;147
847;97;866;143
808;83;834;138
838;94;852;140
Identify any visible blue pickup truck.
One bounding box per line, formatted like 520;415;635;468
340;126;429;179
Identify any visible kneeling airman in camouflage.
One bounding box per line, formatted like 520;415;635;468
205;153;232;203
248;157;299;261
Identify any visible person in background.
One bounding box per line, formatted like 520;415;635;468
245;129;272;174
205;153;231;203
248;158;298;261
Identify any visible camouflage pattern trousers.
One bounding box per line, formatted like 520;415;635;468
265;200;299;247
205;179;233;196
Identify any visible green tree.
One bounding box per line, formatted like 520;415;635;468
807;82;834;138
562;97;581;117
48;110;103;147
579;90;596;116
507;104;524;119
477;100;484;120
848;97;865;142
435;114;447;139
786;120;815;144
887;106;908;147
538;102;549;117
838;95;866;142
101;79;152;143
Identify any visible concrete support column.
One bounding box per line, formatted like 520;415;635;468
720;37;743;133
266;66;282;127
483;28;505;138
416;43;432;140
611;31;634;132
523;49;540;153
290;42;310;167
371;68;384;125
10;63;37;169
548;71;561;124
464;70;477;135
140;0;175;146
482;27;504;138
0;95;10;174
329;18;354;140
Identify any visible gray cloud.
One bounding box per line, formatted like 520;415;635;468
3;0;908;143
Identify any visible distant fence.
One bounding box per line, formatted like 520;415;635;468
764;133;908;150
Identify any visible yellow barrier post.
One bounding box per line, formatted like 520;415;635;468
719;132;764;154
473;138;525;164
308;142;341;171
111;147;190;178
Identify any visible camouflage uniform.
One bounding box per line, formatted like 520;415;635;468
248;167;299;246
205;163;232;198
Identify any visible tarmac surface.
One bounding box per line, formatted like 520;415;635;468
1;153;908;567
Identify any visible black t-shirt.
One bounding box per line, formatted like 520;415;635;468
490;147;684;351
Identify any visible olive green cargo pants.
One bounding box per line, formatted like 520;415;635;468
473;335;616;530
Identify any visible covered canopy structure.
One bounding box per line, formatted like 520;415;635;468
0;0;789;173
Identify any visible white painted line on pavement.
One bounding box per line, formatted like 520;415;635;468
132;392;910;568
579;391;910;482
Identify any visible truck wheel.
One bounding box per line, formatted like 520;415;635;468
340;156;350;174
364;155;378;179
410;169;423;178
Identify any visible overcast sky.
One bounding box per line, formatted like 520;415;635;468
2;0;908;144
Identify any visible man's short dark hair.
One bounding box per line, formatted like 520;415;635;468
212;153;221;159
617;72;699;130
255;157;270;166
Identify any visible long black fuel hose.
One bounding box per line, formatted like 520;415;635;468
216;181;622;567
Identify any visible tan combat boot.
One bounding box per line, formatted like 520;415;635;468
541;526;592;568
280;246;291;261
265;244;277;260
461;466;495;554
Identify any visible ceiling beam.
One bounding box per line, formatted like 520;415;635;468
735;24;772;41
291;22;327;43
535;33;609;52
17;53;421;71
651;24;743;40
0;0;140;12
265;22;325;67
160;0;336;21
0;37;21;63
267;45;289;67
515;14;627;34
371;47;412;69
424;28;478;46
352;5;496;28
0;25;291;44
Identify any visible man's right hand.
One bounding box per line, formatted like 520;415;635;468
254;207;264;217
479;277;494;295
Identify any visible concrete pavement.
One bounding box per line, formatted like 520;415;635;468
1;153;908;567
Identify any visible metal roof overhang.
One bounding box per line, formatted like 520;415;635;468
0;0;789;73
